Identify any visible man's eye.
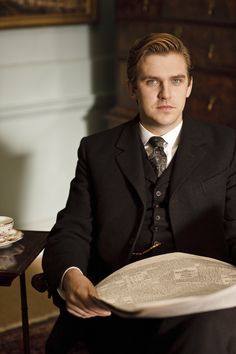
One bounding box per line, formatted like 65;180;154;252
146;79;159;86
172;78;182;85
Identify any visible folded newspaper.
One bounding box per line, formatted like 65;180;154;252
92;252;236;318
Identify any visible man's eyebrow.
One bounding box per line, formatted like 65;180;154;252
140;75;159;79
171;74;187;79
140;74;187;80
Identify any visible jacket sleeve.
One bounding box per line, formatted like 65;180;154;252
42;137;94;293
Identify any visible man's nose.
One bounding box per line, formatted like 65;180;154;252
158;83;171;100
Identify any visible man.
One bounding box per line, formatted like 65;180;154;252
42;33;236;353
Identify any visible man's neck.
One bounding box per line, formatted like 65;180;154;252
139;121;183;136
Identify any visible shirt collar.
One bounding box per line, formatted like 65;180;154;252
139;121;183;149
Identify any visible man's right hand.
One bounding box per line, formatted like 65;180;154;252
62;268;111;319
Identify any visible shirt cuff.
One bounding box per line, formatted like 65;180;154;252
57;266;83;300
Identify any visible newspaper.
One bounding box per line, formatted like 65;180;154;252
93;252;236;318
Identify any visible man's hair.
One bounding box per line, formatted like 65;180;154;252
127;32;193;87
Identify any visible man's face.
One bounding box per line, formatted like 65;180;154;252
130;53;192;134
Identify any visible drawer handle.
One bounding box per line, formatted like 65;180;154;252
142;0;149;12
208;43;215;60
208;96;216;111
208;0;215;15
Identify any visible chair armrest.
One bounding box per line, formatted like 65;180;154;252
31;272;48;293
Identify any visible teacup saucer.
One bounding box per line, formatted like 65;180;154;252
0;229;24;248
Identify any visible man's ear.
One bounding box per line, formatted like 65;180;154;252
186;77;193;98
127;81;136;98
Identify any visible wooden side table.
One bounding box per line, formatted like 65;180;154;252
0;230;48;354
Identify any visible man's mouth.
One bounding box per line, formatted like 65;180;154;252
157;105;174;110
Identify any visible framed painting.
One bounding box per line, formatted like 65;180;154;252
0;0;98;29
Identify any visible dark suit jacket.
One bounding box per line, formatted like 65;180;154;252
42;116;236;295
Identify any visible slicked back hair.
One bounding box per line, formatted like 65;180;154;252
127;32;193;88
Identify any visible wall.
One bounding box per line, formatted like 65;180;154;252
0;0;115;330
0;0;115;231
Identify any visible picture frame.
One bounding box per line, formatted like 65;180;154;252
0;0;98;29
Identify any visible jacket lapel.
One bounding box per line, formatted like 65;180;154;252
114;117;209;204
115;119;146;207
170;118;208;198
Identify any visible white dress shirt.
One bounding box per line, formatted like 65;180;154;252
139;121;183;166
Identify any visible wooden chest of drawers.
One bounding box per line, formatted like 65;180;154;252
107;0;236;128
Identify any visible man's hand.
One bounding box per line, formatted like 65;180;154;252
63;268;111;318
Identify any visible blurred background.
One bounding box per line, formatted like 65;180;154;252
0;0;115;232
0;0;116;330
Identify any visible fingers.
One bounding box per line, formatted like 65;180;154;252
66;301;111;318
63;270;111;318
67;302;111;318
66;302;97;318
66;291;111;319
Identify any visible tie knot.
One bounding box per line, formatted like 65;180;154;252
148;136;166;149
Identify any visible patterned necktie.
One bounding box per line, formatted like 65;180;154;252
147;136;167;177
